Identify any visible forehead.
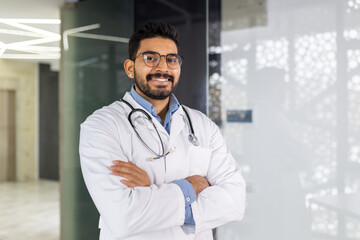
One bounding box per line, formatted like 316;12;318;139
137;37;178;55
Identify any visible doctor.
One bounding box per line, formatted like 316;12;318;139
79;22;245;240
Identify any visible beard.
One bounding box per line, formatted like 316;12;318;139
133;68;178;100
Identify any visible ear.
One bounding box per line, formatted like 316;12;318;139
124;59;134;78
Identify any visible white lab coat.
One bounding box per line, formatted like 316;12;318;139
79;92;246;240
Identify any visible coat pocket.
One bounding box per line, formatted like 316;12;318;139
188;145;212;177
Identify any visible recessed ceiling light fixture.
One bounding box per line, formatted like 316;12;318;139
0;18;60;60
0;19;130;60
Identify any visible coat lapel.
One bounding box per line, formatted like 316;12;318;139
168;107;186;147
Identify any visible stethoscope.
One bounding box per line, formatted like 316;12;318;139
120;99;199;161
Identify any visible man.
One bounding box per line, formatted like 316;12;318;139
79;22;245;240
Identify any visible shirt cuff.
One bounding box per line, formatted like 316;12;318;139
174;179;196;225
173;179;196;207
184;205;195;225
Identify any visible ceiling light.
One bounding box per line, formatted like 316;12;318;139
0;18;60;60
0;18;61;24
0;19;60;38
0;54;60;59
0;29;45;38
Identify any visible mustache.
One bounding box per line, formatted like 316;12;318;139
146;73;174;82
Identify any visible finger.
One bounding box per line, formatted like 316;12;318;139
121;179;138;188
110;163;141;175
111;161;150;186
111;168;145;182
112;171;139;183
110;165;146;183
111;169;123;177
120;175;147;187
112;161;143;174
113;160;134;166
110;165;132;175
111;169;137;179
120;172;150;186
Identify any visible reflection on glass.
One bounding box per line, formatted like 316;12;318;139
223;58;248;84
213;1;360;239
347;50;360;71
256;38;289;81
346;217;360;239
294;32;336;107
344;28;360;40
311;204;338;236
347;0;360;12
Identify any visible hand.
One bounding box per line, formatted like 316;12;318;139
186;175;210;195
110;161;150;188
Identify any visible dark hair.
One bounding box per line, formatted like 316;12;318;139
128;22;180;60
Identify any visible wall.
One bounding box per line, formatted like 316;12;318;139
0;59;38;181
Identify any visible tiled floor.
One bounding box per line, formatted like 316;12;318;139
0;180;60;240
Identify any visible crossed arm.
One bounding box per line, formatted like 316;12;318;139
80;116;245;238
110;160;210;194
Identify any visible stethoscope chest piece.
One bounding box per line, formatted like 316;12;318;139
188;134;199;146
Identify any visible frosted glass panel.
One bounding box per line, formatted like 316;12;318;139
214;0;360;239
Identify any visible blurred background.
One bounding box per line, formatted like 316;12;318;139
0;0;360;239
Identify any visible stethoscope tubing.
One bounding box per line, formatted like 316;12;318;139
119;98;199;160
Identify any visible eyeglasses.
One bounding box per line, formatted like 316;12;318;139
133;51;183;69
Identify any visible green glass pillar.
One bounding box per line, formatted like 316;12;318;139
60;1;133;239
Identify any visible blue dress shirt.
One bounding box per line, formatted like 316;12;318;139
130;86;179;134
130;86;196;225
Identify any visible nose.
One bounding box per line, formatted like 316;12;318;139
156;55;168;70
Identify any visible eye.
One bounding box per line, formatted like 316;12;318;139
144;54;158;62
167;55;179;63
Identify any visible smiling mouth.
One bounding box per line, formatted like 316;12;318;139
147;73;174;82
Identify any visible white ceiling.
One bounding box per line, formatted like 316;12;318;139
0;0;65;69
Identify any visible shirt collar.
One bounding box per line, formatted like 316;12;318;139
130;85;180;117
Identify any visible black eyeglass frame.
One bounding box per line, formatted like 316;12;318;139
132;51;184;69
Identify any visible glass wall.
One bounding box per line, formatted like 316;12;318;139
213;0;360;239
60;1;133;239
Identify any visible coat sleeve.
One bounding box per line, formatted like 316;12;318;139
79;113;185;238
190;119;246;233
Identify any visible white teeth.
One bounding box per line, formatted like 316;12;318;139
152;78;168;82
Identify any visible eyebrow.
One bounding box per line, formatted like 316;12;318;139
142;50;179;55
